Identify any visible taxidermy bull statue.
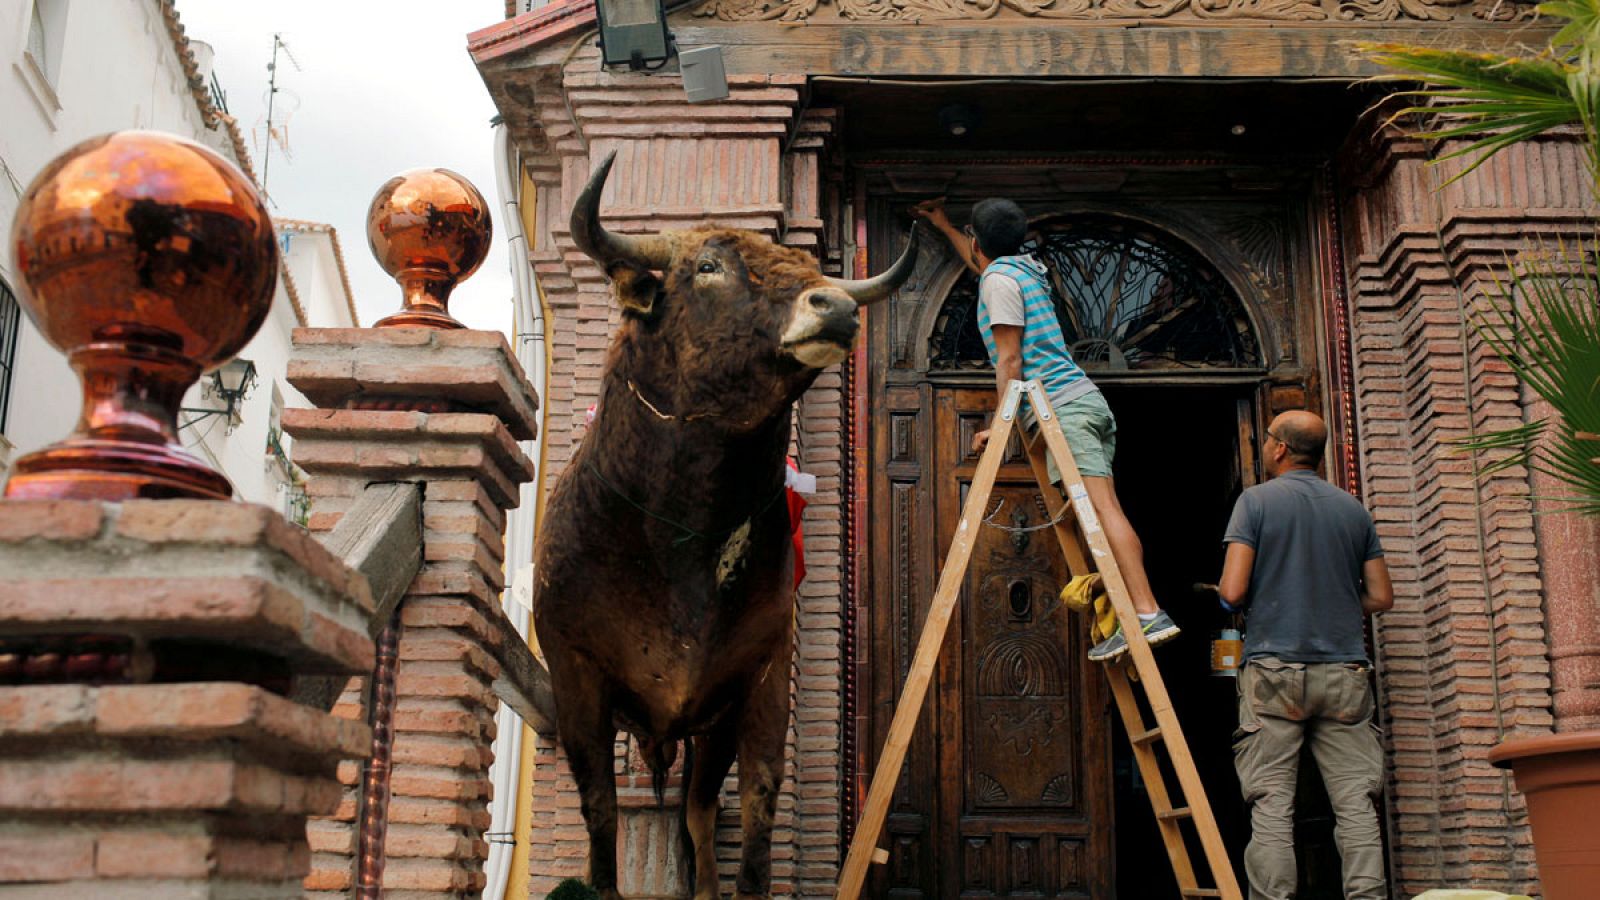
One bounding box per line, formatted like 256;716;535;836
532;152;917;899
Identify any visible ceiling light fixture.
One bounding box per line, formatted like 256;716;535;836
939;104;980;138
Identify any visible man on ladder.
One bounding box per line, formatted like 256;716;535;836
847;200;1238;899
916;197;1179;661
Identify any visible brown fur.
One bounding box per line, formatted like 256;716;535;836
533;227;859;899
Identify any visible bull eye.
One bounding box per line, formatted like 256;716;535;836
697;260;717;275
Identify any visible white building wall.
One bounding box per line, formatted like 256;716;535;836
283;228;360;329
0;0;354;512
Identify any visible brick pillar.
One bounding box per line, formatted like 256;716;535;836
0;500;375;897
1340;127;1585;894
284;327;538;896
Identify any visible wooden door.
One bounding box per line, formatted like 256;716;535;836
926;387;1113;898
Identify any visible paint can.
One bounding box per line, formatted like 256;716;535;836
1211;628;1243;677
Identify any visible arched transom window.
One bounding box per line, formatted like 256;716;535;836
929;216;1261;372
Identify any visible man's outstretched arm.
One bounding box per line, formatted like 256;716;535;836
912;199;980;275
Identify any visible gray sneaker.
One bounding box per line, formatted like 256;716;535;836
1087;610;1181;663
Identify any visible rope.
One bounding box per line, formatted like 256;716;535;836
624;374;755;422
585;460;787;547
980;496;1074;534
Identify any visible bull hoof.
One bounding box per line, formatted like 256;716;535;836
691;891;722;900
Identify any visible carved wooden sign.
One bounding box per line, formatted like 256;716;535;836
695;0;1532;22
674;21;1543;78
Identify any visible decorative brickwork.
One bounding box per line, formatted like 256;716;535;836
0;500;375;898
1339;127;1590;894
285;327;540;897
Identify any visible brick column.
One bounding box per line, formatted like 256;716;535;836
284;327;538;896
1340;128;1585;894
0;500;375;897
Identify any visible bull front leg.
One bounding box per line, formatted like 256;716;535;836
733;634;794;900
550;658;623;899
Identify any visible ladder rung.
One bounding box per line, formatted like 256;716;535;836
1156;807;1193;821
1181;890;1223;898
1131;726;1163;746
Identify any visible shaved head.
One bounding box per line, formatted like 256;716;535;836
1270;410;1327;468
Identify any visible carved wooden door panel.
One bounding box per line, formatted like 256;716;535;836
930;388;1113;899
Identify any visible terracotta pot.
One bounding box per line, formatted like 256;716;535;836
1488;730;1600;900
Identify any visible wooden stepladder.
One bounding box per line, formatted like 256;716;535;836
837;380;1242;900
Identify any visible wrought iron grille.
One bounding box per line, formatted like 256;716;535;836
926;273;990;371
929;216;1260;372
0;279;20;432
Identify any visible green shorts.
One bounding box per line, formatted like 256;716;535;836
1042;391;1117;481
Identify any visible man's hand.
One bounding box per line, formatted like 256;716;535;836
972;429;991;454
913;197;981;275
911;197;951;229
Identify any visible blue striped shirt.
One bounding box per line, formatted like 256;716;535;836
977;255;1095;413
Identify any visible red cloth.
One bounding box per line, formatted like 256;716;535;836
786;459;807;589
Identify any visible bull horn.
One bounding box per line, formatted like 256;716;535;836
571;150;674;271
827;224;922;304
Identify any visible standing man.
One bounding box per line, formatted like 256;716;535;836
915;197;1179;662
1218;410;1394;900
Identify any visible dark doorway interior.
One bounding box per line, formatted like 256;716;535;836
1102;383;1343;900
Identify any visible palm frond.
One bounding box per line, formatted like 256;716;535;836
1360;44;1583;184
1468;242;1600;506
1449;419;1546;477
1540;0;1600;53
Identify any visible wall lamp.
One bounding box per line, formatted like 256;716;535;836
595;0;674;71
180;357;257;434
594;0;730;103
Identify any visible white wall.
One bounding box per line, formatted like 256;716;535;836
0;0;353;512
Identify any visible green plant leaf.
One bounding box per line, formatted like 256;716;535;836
1540;0;1600;51
1360;43;1583;184
1466;241;1600;508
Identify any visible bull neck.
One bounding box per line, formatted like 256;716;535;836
590;378;791;482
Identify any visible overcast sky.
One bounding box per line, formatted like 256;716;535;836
177;1;512;333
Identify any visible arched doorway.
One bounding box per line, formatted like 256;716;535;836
863;196;1295;897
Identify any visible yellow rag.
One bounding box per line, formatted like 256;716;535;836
1060;573;1118;644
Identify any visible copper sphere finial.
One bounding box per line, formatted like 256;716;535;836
367;168;491;330
3;131;277;501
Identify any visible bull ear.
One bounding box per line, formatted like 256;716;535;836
611;262;662;316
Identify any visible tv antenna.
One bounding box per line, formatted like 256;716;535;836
260;33;302;201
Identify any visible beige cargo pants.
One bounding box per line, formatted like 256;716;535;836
1234;657;1387;900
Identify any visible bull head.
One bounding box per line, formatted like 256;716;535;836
571;151;919;331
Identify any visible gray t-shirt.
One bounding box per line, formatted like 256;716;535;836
1223;469;1384;663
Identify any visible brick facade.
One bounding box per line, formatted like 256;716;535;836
1340;127;1594;894
475;17;1594;899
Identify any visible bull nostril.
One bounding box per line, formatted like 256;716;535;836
807;290;856;316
